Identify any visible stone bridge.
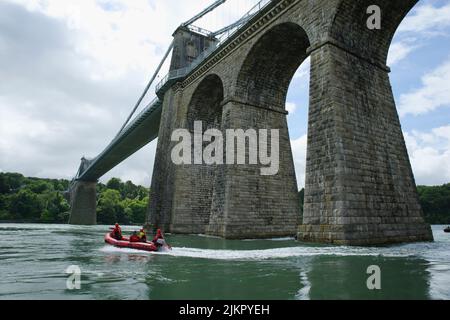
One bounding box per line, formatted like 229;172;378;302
71;0;433;245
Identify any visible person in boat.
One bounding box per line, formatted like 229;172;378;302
111;223;123;240
138;229;147;243
152;229;166;247
129;231;140;243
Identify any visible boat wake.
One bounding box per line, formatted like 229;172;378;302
100;244;422;261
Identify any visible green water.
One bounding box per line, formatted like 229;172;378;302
0;224;449;300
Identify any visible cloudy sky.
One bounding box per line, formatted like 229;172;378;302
0;0;449;188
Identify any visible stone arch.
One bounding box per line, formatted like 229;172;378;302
170;73;225;235
330;0;418;66
187;73;224;132
204;22;310;238
236;22;311;110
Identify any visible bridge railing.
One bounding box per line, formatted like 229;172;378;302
123;97;161;132
186;24;214;38
155;67;191;93
216;0;272;42
155;0;273;95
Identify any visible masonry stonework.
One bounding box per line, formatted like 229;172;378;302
147;0;433;244
69;181;97;225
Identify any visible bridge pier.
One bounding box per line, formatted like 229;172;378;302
298;41;433;245
206;99;301;239
68;180;97;225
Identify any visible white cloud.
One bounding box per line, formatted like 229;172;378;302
388;2;450;65
398;57;450;117
286;102;297;114
290;135;307;189
387;40;418;66
404;125;450;185
397;3;450;35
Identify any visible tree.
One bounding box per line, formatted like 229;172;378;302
122;180;138;199
106;178;123;193
299;188;305;218
97;189;123;225
9;189;45;220
40;192;70;222
417;183;450;224
121;197;148;224
0;172;25;194
28;180;54;194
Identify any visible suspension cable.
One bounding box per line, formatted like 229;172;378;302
116;41;174;137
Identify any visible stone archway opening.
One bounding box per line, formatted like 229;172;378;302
236;22;311;111
211;22;313;238
286;57;311;221
187;74;224;133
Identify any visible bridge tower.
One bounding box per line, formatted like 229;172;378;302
148;26;220;233
169;26;218;71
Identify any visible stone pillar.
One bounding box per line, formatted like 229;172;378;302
147;88;179;232
207;99;301;239
298;42;433;245
147;28;218;233
170;27;218;70
69;180;97;225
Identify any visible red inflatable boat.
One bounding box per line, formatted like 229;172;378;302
104;233;171;252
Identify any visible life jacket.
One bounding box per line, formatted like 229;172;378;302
112;227;122;239
152;230;165;245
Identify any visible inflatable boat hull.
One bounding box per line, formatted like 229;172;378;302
104;233;170;252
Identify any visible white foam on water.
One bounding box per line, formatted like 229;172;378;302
100;237;450;261
296;270;312;300
100;245;174;256
153;245;415;261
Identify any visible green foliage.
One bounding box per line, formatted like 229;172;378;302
106;178;122;192
417;184;450;224
0;172;150;225
97;189;122;225
8;188;45;220
0;172;24;193
96;178;150;225
299;188;305;218
121;197;148;224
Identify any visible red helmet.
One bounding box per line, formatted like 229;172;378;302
115;223;119;227
157;229;162;236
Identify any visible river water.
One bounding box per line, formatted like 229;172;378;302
0;224;449;300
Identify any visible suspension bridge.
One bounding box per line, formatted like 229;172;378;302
68;0;433;245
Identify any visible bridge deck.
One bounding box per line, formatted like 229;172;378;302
77;0;277;182
78;99;162;181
